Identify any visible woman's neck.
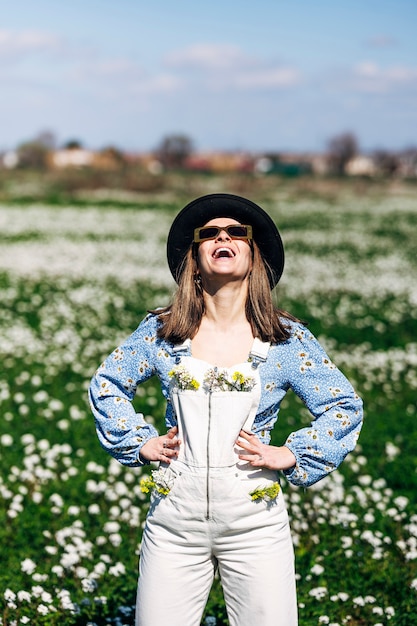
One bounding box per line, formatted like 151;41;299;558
202;283;249;331
192;283;254;366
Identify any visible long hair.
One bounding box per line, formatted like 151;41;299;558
151;241;299;344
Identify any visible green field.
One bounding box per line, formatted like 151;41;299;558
1;177;416;625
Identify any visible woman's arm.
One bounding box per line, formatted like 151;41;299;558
281;325;363;487
88;315;162;466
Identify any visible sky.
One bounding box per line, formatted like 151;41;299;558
1;0;417;154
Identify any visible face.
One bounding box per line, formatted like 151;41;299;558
196;217;253;285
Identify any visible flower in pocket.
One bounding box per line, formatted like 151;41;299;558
249;482;281;502
140;469;174;496
168;365;200;391
203;368;256;392
231;371;256;391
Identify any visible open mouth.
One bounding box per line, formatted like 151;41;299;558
212;247;235;259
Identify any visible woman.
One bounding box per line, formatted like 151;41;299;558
89;193;363;626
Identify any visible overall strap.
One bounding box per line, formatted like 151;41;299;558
249;338;270;369
172;339;191;364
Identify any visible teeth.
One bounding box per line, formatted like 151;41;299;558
214;247;234;258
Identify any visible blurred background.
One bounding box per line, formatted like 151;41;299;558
1;0;417;182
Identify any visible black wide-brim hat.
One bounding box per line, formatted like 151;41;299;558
167;193;284;288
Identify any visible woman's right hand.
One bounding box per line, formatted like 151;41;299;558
139;426;181;464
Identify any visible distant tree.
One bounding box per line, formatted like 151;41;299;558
397;147;417;178
63;139;84;150
100;145;126;166
17;140;49;169
373;149;399;177
157;134;194;170
36;130;57;150
15;130;57;169
327;132;358;176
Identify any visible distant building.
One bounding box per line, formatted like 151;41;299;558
49;148;126;170
345;155;377;176
254;152;313;176
309;154;331;176
50;149;95;168
2;151;19;169
185;151;254;173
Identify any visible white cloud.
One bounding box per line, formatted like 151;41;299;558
365;35;397;49
89;59;144;79
67;55;182;98
72;58;146;83
0;29;62;61
322;61;417;96
66;43;300;100
130;73;183;96
165;43;300;91
165;43;252;70
352;61;417;93
233;67;300;89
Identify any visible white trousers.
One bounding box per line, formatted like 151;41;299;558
136;356;298;625
136;462;297;626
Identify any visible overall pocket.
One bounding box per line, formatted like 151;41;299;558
235;466;282;507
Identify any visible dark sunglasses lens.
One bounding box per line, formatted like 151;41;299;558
227;226;248;238
198;227;219;240
195;224;250;241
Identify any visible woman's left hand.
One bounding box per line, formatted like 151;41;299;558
236;430;296;471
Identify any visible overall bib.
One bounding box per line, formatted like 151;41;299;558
136;340;297;626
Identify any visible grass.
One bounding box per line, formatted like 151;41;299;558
0;177;416;625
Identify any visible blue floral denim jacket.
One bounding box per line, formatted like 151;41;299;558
89;313;363;487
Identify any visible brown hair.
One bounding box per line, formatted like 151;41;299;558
150;241;299;344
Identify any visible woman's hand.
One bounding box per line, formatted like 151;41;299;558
236;430;296;471
140;426;181;464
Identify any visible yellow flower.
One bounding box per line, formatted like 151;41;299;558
169;365;200;391
140;469;173;496
250;482;281;502
232;371;245;386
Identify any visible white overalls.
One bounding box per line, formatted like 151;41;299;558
136;340;298;626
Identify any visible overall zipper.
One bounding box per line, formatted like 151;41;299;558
206;391;212;520
206;366;217;520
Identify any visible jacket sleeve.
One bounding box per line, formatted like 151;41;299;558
282;325;363;487
88;315;160;466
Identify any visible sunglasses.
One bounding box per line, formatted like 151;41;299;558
193;224;253;243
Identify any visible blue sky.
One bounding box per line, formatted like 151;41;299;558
1;0;416;153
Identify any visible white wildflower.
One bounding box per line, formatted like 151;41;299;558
37;604;49;615
21;559;36;575
308;586;328;600
108;562;126;577
81;578;98;593
17;590;31;602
